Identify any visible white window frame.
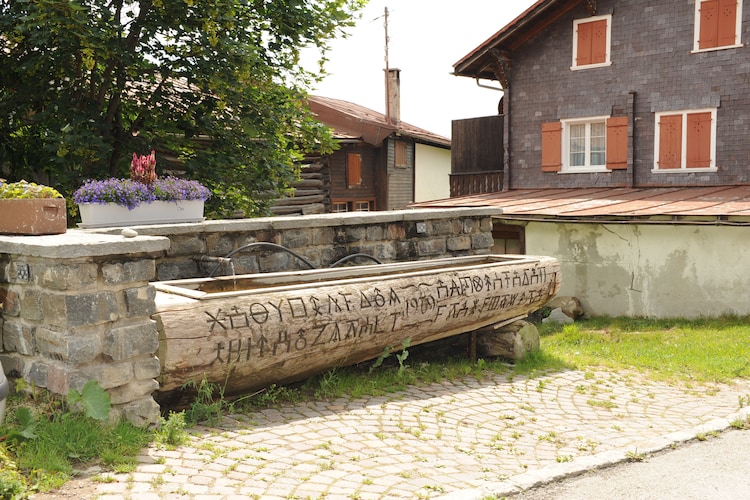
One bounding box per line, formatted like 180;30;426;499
692;0;743;53
653;108;718;173
571;14;613;70
561;116;609;173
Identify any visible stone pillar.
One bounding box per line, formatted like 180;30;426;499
0;232;170;427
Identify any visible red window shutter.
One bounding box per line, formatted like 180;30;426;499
658;115;682;169
576;21;593;66
686;112;712;168
347;152;362;187
541;122;562;172
590;19;608;64
699;0;720;49
576;19;607;66
717;0;738;47
606;116;628;170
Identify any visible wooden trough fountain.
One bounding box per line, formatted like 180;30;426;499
152;254;560;405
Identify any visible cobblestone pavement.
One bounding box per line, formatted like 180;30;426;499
36;370;750;499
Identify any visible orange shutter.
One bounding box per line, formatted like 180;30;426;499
658;115;682;169
590;19;608;64
541;122;562;172
686;112;712;168
717;0;738;47
699;0;720;49
699;0;736;49
576;21;593;66
347;152;362;187
576;19;607;66
606;116;628;170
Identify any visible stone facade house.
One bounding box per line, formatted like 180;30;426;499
417;0;750;318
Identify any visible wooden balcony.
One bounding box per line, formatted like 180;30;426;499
450;171;504;197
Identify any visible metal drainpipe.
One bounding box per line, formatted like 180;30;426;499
628;91;637;188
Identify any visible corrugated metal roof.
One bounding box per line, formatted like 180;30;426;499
308;95;451;148
412;187;750;219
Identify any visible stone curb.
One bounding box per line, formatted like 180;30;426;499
439;407;750;499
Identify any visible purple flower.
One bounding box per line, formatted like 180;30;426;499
74;177;211;210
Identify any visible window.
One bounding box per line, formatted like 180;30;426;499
572;15;612;69
694;0;742;51
347;152;362;188
542;116;627;173
331;200;374;212
654;109;716;171
395;140;408;167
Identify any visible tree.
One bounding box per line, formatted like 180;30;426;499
0;0;365;217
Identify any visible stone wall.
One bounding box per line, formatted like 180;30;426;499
0;208;499;426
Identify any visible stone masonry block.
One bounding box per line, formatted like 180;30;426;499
108;379;159;405
0;287;19;316
431;219;461;236
40;263;97;290
417;239;446;256
27;360;50;390
121;396;161;428
36;327;103;364
166;235;206;256
133;356;161;380
2;320;35;355
102;260;156;284
81;362;134;390
365;225;384;242
156;260;198;281
19;290;43;321
387;223;407;240
124;286;156;317
471;233;495;250
104;321;158;361
280;228;312;249
64;291;120;327
447;235;472;252
463;218;480;234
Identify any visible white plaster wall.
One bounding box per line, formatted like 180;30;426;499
414;144;451;202
525;221;750;318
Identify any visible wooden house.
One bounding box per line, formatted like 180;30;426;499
416;0;750;318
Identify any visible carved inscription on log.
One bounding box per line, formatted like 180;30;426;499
154;258;560;395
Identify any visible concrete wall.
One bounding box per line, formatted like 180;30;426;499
0;208;498;425
414;143;451;202
523;219;748;318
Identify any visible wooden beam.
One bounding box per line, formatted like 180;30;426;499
490;49;511;90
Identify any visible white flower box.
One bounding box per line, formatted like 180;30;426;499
78;200;204;228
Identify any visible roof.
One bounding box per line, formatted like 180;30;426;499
412;187;750;221
453;0;579;80
308;95;450;148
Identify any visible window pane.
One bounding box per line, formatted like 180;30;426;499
355;201;370;211
590;122;606;166
569;124;585;166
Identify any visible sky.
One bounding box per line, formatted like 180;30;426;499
304;1;537;138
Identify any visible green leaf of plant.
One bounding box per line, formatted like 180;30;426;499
69;380;111;421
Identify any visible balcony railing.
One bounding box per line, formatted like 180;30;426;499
450;171;503;197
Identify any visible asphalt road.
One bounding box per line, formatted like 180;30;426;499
511;429;750;500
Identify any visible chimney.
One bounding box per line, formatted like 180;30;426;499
385;68;401;125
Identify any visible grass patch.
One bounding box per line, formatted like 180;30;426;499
536;315;750;383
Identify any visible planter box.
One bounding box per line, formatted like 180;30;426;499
0;198;67;235
78;200;205;228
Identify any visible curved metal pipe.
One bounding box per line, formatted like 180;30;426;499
328;253;383;268
208;242;316;277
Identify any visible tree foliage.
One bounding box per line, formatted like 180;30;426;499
0;0;364;217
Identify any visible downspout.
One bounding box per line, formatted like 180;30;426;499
628;91;637;188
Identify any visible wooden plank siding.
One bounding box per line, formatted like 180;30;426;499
451;115;504;175
328;144;379;206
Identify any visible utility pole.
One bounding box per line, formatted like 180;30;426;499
384;6;391;124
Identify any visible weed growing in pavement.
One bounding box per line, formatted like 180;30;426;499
154;411;189;448
730;416;750;430
625;449;647;462
739;394;750;408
